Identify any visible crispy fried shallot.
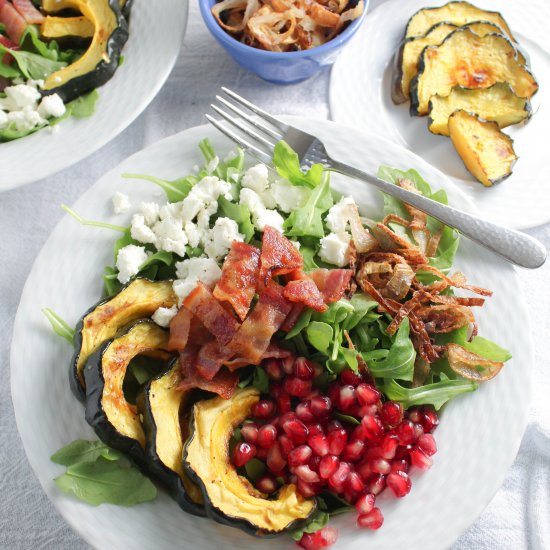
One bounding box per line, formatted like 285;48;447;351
446;343;504;381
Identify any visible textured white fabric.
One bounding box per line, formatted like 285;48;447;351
1;1;549;548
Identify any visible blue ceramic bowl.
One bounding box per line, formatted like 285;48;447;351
199;0;368;84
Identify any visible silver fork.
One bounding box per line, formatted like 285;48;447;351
206;87;547;269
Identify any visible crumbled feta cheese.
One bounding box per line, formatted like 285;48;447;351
240;188;284;233
27;79;45;89
37;94;66;119
131;214;157;244
159;201;183;221
112;191;131;214
7;109;45;132
242;164;270;193
173;257;222;304
206;156;219;174
0;110;8;130
173;279;199;304
256;209;285;233
0;84;40;110
269;180;309;213
184;221;202;249
181;194;204;222
152;305;178;328
319;232;351;267
116;245;150;284
140;202;160;225
152;217;188;257
325;196;355;234
204;217;243;260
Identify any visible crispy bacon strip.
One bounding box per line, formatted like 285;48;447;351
225;342;292;370
309;268;353;303
259;226;303;285
283;278;327;312
195;340;233;380
167;307;191;351
183;282;240;346
281;302;305;332
213;241;260;321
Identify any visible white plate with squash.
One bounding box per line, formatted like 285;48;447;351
330;0;550;229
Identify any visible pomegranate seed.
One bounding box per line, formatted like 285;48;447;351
395;444;413;459
347;470;365;493
357;508;384;530
380;401;403;428
363;446;382;461
283;418;309;445
338;385;357;411
270;383;284;398
266;442;286;472
281;356;295;375
256;475;277;494
279;434;294;457
410;446;433;470
330;461;351;487
351;424;367;442
309;455;321;472
342;439;365;462
241;423;259;445
366;473;386;495
317;527;338;546
325;419;344;433
264;359;283;381
277;393;292;414
306;388;322;400
294;357;315;379
256;447;268;460
288;445;313;467
355;492;376;515
396;420;416;445
257;424;277;448
328;428;348;455
296;478;318;498
284;376;312;397
294;464;320;483
407;408;423;423
391;458;410;473
358;404;378;417
306;423;325;437
361;415;384;441
310;396;332;418
232;442;256;467
418;433;437;456
356;460;372;480
296;401;316;423
327;383;341;407
379;434;399;459
413;423;424;441
319;455;339;479
252;400;276;420
387;470;412;497
298;527;338;550
340;368;363;386
369;458;391;475
422;409;440;433
356;383;380;406
309;434;330;456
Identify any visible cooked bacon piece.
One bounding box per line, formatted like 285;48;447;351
225;343;293;371
195;340;233;380
0;2;27;43
0;34;18;64
281;302;305;332
283;278;327;312
12;0;43;24
183;282;240;346
228;282;293;363
213;241;260;321
177;346;238;399
310;268;353;303
259;226;303;285
167;307;191;351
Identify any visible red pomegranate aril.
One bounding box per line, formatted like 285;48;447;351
341;368;363;386
361;415;384;441
232;442;256;467
356;459;373;481
379;434;399;459
356;383;380;406
366;473;386;496
380;401;403;428
355;492;376;515
317;527;338;547
396;420;416;445
257;424;277;448
288;445;313;467
279;434;294;457
319;455;340;479
358;404;378;417
347;470;366;493
294;357;315;380
294;464;320;483
306;388;322;400
394;444;413;460
309;434;330;457
413;422;424;441
407;407;423;423
277;393;292;414
284;376;312;398
281;355;295;375
357;507;384;530
328;428;348;455
241;423;259;445
387;470;412;497
256;474;277;494
264;359;283;381
369;458;391;475
410;446;433;470
298;527;338;550
296;401;316;423
325;419;344;433
256;447;268;460
309;455;321;472
311;396;332;418
342;439;365;462
307;423;325;437
252;400;276;420
283;418;309;445
266;442;287;472
422;408;440;433
363;446;382;461
351;424;367;442
327;383;341;406
391;458;410;473
338;385;357;411
296;478;318;498
330;461;351;487
418;433;437;456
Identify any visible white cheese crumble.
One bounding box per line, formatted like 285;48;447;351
205;156;219;174
152;305;178;328
37;94;66;119
268;180;309;213
204;217;244;260
240;188;284;233
116;245;150;284
325;196;355;234
242;164;270;193
112;191;131;214
319;232;351;267
173;257;222;305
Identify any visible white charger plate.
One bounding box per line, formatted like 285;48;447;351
330;0;550;229
0;0;188;191
11;117;532;549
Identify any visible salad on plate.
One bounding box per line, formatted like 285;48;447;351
46;138;512;549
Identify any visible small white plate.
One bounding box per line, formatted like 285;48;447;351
0;1;188;191
330;0;550;229
11;118;532;549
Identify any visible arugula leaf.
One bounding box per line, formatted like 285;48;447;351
51;440;123;466
0;44;66;80
285;309;313;339
272;141;323;188
139;250;173;271
288;509;329;541
463;336;512;362
123;173;195;203
252;366;270;393
19;26;59;61
54;458;157;506
300;245;319;271
65;90;99;119
342;294;378;331
103;266;122;296
218;196;255;242
306;322;333;353
0;119;47;142
199;138;223;179
0;62;21;78
41;308;75;344
334;412;360;425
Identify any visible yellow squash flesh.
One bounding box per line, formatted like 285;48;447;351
41;16;95;38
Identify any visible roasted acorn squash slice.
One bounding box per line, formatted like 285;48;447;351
41;16;95;39
140;359;205;517
410;28;538;116
404;1;515;40
428;82;531;136
184;388;316;536
84;320;171;464
71;278;177;402
41;0;128;102
448;110;517;187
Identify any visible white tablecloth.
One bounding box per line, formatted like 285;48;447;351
1;1;549;548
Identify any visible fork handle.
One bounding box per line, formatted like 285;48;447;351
330;160;547;269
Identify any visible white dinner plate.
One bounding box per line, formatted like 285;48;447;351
0;1;188;191
330;0;550;229
11;117;532;549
